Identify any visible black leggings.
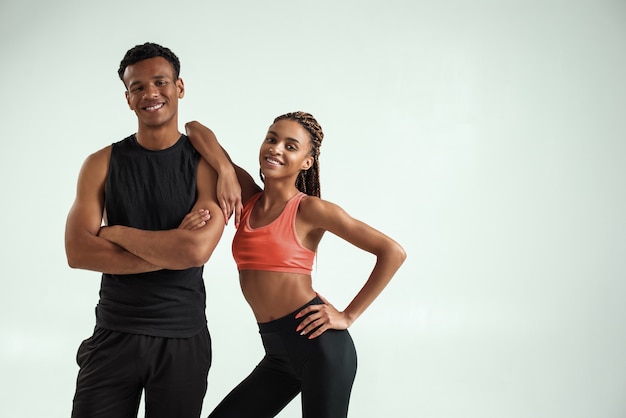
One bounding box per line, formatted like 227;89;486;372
209;297;358;418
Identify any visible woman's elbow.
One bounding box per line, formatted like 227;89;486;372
397;243;407;264
184;120;199;131
388;242;407;269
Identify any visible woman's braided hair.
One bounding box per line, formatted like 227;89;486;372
269;111;324;197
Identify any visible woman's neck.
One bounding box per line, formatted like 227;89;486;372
259;182;300;207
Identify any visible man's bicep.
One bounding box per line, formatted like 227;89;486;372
194;159;220;210
68;151;108;233
193;160;225;255
65;150;110;267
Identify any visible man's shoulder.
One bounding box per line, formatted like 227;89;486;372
111;134;136;148
87;144;112;162
77;144;112;181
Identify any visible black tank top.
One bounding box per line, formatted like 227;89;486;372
96;134;206;337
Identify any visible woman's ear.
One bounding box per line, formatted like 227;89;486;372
301;156;313;171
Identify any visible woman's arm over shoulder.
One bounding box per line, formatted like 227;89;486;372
185;121;261;223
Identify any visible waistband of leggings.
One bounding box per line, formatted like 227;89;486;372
258;296;324;333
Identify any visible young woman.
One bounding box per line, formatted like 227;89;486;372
184;111;406;418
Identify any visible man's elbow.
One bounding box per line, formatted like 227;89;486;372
174;250;210;269
185;243;217;267
188;255;211;268
184;229;222;267
66;251;88;270
65;241;83;269
66;254;79;269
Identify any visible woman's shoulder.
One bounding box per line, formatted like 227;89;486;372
299;194;346;220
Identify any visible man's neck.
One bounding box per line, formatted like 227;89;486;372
135;124;182;151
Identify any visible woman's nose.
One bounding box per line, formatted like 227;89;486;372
269;144;281;154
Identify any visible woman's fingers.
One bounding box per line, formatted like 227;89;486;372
295;303;348;339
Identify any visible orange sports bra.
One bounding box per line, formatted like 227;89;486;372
232;192;315;274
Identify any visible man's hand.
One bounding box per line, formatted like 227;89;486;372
178;209;211;230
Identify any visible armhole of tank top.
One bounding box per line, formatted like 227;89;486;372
242;192;262;230
104;143;116;207
291;193;313;253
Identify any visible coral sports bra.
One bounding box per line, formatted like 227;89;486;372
232;192;315;274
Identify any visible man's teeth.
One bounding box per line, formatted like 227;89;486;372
145;103;164;111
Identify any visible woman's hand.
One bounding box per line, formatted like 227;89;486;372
294;294;353;339
178;209;211;230
216;172;243;227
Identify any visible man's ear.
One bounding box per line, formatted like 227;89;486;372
177;78;185;98
125;90;133;110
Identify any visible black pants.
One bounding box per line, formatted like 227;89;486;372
209;297;357;418
71;326;211;418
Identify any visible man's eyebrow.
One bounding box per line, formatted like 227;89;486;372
128;75;168;88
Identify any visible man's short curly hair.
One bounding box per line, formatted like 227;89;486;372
118;42;181;86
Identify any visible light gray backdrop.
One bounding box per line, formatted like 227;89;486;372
1;1;625;417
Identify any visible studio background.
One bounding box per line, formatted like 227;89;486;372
1;1;625;417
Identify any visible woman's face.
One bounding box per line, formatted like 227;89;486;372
259;119;313;180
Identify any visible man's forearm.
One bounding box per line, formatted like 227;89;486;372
99;223;222;270
66;233;162;275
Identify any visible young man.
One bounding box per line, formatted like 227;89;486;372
65;42;238;418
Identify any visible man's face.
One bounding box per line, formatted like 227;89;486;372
123;56;184;129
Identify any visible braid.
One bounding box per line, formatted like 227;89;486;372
273;111;324;197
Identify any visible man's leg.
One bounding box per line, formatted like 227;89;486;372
71;327;143;418
143;327;212;418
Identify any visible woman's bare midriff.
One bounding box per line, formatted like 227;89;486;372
239;270;317;323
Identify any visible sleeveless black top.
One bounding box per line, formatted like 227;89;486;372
96;134;206;338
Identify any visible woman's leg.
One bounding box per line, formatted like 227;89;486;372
300;330;358;418
209;333;301;418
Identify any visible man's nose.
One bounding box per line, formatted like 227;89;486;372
144;84;159;97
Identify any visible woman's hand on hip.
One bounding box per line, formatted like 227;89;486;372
295;294;352;339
